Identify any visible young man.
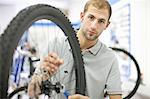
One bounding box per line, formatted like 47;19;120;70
28;0;122;99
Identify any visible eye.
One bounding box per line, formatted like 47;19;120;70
98;20;105;24
88;15;94;20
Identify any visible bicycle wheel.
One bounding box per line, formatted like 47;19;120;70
110;47;141;99
0;4;86;98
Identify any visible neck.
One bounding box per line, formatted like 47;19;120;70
77;28;98;50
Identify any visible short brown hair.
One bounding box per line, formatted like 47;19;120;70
83;0;112;20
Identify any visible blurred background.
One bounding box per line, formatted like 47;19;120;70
0;0;150;98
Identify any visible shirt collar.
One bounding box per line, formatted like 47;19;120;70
88;40;102;55
67;30;102;55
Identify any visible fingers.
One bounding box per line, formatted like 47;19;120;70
28;81;35;97
28;75;42;98
68;94;89;99
41;52;64;75
41;62;57;74
47;52;64;65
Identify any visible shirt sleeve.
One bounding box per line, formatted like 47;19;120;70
106;57;122;95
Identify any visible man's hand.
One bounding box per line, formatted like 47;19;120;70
28;52;64;98
41;52;64;75
28;74;45;98
68;94;89;99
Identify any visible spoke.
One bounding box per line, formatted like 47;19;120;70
60;67;74;84
63;78;76;85
65;88;75;93
50;92;58;99
52;59;73;83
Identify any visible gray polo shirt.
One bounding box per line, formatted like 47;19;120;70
35;37;122;99
82;40;122;99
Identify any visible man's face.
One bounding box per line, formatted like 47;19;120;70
80;5;110;41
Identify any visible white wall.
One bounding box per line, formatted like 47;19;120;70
68;0;88;23
112;0;150;97
130;0;150;97
0;0;69;35
0;4;17;34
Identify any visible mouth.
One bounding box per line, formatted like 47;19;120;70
88;31;96;35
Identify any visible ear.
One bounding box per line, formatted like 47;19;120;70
80;12;84;22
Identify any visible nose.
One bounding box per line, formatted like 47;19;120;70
91;20;98;30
